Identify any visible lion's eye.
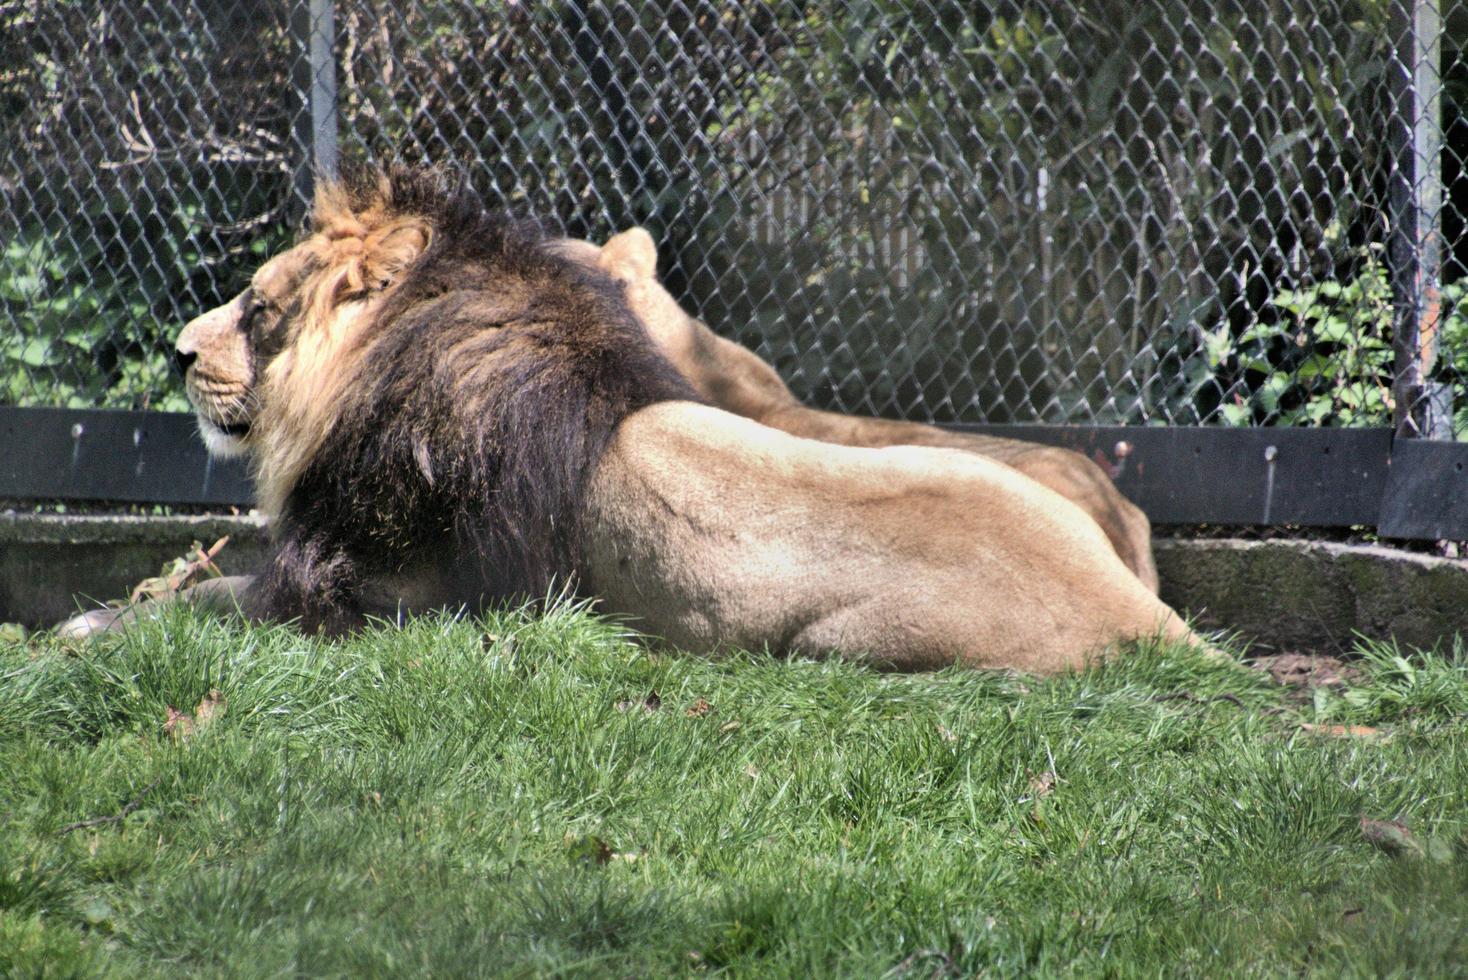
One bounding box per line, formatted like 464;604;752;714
241;290;283;345
239;291;260;334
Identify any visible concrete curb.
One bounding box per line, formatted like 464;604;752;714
0;513;271;627
3;513;1464;653
1156;538;1467;654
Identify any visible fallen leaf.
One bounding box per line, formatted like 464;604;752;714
935;723;957;743
565;833;613;866
686;697;713;717
1360;817;1423;858
719;720;741;734
1257;652;1360;689
1027;770;1059;798
1300;723;1385;740
616;690;662;714
163;706;193;739
163;690;226;741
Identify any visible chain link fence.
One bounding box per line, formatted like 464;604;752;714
4;0;1467;438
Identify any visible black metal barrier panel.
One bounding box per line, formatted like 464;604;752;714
0;407;252;507
959;425;1466;541
960;426;1392;528
1;406;1464;541
1379;439;1468;540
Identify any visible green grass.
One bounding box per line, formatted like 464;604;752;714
2;604;1466;978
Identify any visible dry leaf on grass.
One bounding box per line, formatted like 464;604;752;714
163;689;226;741
615;690;662;714
685;697;712;717
130;536;230;604
1257;652;1361;689
1360;817;1421;857
1299;723;1385;740
162;706;190;738
1027;770;1059;798
1359;818;1456;863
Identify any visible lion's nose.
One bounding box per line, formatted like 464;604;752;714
173;347;197;375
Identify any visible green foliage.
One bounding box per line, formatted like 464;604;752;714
1310;637;1468;726
2;606;1467;975
1;0;297;411
1;219;177;413
0;193;293;411
1192;245;1468;429
1249;253;1396;426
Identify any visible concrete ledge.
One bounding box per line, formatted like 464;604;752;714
2;514;1464;654
0;513;270;628
1157;538;1468;654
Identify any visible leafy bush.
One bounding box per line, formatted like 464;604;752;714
0;192;292;411
0;0;296;411
1190;243;1468;430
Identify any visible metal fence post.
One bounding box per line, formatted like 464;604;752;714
291;0;340;215
1389;0;1449;440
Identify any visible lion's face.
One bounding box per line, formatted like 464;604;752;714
174;247;311;458
174;178;432;514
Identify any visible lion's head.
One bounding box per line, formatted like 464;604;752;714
174;168;696;623
175;173;432;512
551;229;797;419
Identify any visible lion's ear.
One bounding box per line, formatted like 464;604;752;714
598;227;658;281
364;219;431;290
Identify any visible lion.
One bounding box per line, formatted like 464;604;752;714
65;166;1202;672
552;228;1159;592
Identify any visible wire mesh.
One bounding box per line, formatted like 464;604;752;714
3;0;1466;437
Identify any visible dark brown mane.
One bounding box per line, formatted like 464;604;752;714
250;166;700;630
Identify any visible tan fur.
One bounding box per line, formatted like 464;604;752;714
251;296;377;515
584;403;1193;670
559;228;1160;592
66;181;1210;672
174;200;431;516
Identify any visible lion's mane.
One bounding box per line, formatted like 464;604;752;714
252;168;698;630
